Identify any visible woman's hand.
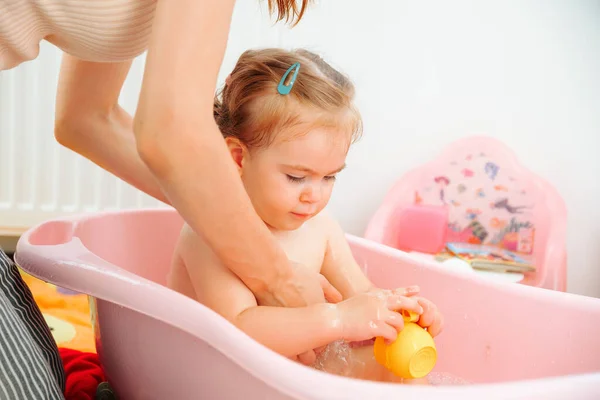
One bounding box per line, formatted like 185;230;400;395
259;262;342;308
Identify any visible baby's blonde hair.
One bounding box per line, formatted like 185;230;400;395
213;48;363;149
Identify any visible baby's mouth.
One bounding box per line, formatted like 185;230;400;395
290;212;312;219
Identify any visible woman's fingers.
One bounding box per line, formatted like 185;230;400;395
319;274;343;304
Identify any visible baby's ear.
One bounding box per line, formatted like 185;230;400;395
225;137;246;172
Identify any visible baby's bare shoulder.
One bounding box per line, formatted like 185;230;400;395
310;209;341;235
303;210;342;249
176;223;222;269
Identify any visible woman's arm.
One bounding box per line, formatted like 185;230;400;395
134;0;331;307
54;0;334;308
54;56;169;205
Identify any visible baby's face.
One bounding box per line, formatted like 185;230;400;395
240;127;350;231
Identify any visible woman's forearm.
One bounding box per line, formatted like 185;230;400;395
136;118;292;295
54;56;169;205
235;303;342;357
55;106;170;205
132;0;325;307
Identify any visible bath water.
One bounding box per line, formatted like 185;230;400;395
312;340;469;386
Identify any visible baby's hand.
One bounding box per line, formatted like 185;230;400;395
414;297;444;337
335;288;423;343
389;285;420;298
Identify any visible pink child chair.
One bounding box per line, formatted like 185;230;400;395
364;136;567;291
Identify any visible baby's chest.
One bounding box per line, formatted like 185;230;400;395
277;232;327;274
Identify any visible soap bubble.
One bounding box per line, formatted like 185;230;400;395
426;372;470;386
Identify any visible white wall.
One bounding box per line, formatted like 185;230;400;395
296;0;600;298
1;1;598;297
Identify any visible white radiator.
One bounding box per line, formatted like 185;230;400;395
0;43;167;235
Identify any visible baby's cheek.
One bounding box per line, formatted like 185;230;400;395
275;184;299;205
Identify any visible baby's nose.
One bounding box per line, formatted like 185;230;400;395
300;186;321;203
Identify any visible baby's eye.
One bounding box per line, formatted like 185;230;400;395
286;174;305;182
324;175;337;181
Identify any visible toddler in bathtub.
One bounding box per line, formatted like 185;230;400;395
167;48;443;383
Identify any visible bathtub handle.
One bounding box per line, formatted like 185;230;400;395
14;216;139;295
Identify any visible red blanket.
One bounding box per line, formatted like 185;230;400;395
60;348;106;400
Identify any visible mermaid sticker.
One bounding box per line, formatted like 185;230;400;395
485;162;499;180
434;176;450;204
491;198;531;214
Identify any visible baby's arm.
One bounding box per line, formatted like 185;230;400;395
319;214;444;337
319;213;379;299
173;226;342;358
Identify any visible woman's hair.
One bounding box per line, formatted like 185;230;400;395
214;48;363;150
267;0;311;25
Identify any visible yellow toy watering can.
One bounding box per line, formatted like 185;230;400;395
374;310;437;379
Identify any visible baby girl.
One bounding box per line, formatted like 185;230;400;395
167;48;443;383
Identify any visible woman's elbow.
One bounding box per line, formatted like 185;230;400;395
135;135;169;177
54;114;81;151
133;111;219;177
133;116;169;176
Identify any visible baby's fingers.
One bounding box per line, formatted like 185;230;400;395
374;321;398;343
427;310;444;338
297;350;317;366
392;285;420;297
385;311;405;332
386;295;423;314
416;298;437;328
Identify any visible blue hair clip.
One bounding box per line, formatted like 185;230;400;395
277;62;301;95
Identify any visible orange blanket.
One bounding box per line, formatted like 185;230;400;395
21;271;96;353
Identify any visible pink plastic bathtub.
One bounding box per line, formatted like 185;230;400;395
15;209;600;400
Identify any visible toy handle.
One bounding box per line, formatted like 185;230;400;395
402;310;420;323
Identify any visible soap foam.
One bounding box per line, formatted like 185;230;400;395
312;340;470;386
426;372;471;386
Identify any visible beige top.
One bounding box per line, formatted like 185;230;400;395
0;0;157;70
